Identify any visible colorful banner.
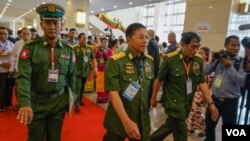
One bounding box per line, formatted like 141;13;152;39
96;13;126;32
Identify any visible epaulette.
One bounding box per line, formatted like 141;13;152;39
166;51;179;58
195;53;202;59
86;44;93;48
145;54;154;61
111;52;126;60
26;38;40;45
71;44;78;49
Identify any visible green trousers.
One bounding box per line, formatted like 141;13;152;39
150;117;187;141
28;93;68;141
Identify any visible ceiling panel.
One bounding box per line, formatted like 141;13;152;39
0;0;167;23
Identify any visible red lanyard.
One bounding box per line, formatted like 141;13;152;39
51;47;55;70
182;60;190;80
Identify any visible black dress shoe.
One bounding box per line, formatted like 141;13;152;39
75;106;80;112
80;101;85;106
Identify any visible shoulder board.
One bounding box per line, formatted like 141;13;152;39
166;51;179;58
86;44;93;48
72;44;79;49
26;38;40;45
145;54;154;61
195;54;202;59
111;52;126;60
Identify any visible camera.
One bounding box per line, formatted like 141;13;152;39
213;50;228;60
242;37;250;49
104;27;110;31
100;46;105;51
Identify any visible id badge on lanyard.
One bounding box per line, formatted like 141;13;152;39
122;81;141;102
83;56;89;63
186;79;192;95
214;74;223;89
182;60;192;95
48;47;59;82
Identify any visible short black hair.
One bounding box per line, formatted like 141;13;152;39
155;35;159;42
162;42;167;48
181;32;201;45
69;28;77;34
225;35;239;45
78;33;86;39
30;28;37;32
125;23;146;38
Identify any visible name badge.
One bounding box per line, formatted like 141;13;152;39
186;79;192;95
214;75;223;88
83;56;89;63
48;69;59;82
122;81;141;102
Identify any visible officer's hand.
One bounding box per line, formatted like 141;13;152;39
16;106;33;125
208;104;219;121
150;97;157;107
220;58;232;68
123;119;141;140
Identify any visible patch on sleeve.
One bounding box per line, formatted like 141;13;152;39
19;49;30;59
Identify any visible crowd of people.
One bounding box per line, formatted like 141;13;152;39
0;2;250;141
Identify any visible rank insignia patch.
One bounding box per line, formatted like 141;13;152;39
19;49;30;59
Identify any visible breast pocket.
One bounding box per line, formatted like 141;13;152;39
169;69;185;83
144;72;154;87
191;70;202;84
122;74;138;90
32;58;47;74
59;58;70;75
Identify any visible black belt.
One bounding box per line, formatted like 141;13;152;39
212;95;238;102
31;89;65;99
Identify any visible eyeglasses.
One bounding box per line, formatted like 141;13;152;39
133;35;148;40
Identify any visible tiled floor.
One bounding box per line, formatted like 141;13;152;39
84;91;222;141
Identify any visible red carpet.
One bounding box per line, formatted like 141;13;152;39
0;97;106;141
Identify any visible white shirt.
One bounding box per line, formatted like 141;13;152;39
0;40;14;73
10;39;26;72
119;43;128;52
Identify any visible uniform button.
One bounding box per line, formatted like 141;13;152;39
129;78;132;81
174;99;177;102
140;78;143;81
141;106;143;110
149;76;151;79
141;97;144;100
141;88;143;91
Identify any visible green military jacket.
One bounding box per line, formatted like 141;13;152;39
104;48;154;140
16;36;76;107
74;44;94;78
158;50;205;120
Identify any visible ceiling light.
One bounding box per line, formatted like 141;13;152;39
129;2;133;5
0;1;11;19
101;8;104;11
91;10;94;13
114;5;117;8
8;0;12;2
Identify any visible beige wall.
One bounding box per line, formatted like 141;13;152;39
64;0;90;34
184;0;233;52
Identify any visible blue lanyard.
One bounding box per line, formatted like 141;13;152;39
133;58;144;82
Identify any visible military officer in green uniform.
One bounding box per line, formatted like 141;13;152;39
74;33;95;111
16;3;76;141
150;32;219;141
103;23;154;141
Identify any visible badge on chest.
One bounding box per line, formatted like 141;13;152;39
125;62;135;74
